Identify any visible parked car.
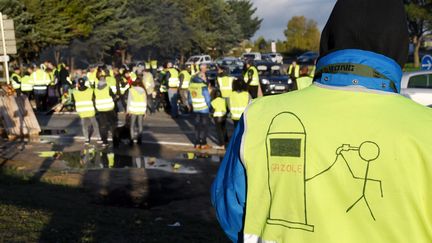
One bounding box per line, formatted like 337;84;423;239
401;70;432;107
185;55;212;65
241;52;262;62
215;57;244;73
297;51;319;64
263;53;284;64
255;61;291;95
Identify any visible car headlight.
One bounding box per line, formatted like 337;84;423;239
262;79;270;85
288;78;293;84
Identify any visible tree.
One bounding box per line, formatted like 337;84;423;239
405;0;432;67
227;0;262;40
284;16;320;52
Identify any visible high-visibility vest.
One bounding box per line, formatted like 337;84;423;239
143;73;155;93
73;88;95;118
119;79;130;95
94;86;115;112
150;60;158;70
309;65;316;78
217;76;234;98
189;82;208;111
229;91;249;121
129;87;147;115
11;73;21;90
211;97;227;117
240;85;432;243
145;62;151;70
167;68;180;88
130;72;137;82
289;64;300;78
179;70;191;89
296;76;313;90
32;69;51;91
87;71;98;87
191;64;199;76
244;66;260;86
20;75;33;91
106;76;118;94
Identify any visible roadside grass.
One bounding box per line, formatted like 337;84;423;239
0;168;227;243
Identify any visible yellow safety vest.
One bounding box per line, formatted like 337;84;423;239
87;71;98;87
211;97;227;117
168;68;180;88
241;85;432;243
229;91;249;121
119;79;130;95
296;76;313;90
20;75;33;91
189;82;208;111
73;88;95;118
129;88;146;115
106;76;118;94
32;70;51;91
94;86;115;112
217;76;233;98
150;60;158;70
244;66;259;86
289;64;300;78
180;70;191;89
11;73;21;90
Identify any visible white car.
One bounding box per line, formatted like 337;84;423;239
401;70;432;107
266;53;284;64
185;55;212;65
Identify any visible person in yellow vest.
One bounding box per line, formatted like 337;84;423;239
127;80;147;145
165;62;180;118
72;78;100;145
229;78;251;128
32;64;52;111
86;66;98;88
211;89;228;149
150;60;158;76
188;64;212;150
295;66;314;90
212;1;432;242
217;66;234;101
142;67;156;113
94;70;117;147
243;60;262;99
179;65;192;113
10;66;22;95
288;60;300;79
20;66;34;98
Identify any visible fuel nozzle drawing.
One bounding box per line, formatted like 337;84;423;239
307;141;383;220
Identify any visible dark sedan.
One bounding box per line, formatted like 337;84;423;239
256;62;292;95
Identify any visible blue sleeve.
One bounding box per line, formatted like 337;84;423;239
211;118;246;242
203;87;212;109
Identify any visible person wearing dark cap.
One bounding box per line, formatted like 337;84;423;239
72;78;100;145
211;0;432;242
243;60;262;99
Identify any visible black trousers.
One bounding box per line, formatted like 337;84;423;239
34;90;47;111
195;113;210;146
96;110;117;144
248;85;258;99
214;116;228;146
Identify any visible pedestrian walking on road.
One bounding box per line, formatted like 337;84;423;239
179;65;192;113
189;64;212;150
243;60;262;99
165;62;180;118
211;89;228;149
127;80;147;145
72;78;100;145
229;78;251;128
95;71;117;147
32;64;52;111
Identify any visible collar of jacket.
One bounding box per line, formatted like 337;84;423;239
316;49;403;93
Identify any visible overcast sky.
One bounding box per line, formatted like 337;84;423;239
251;0;337;40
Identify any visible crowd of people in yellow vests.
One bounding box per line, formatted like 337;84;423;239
8;59;315;149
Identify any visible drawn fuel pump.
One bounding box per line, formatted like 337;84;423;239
265;112;314;232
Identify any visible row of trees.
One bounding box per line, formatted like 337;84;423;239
0;0;262;65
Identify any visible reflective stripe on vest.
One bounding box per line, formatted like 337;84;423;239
94;86;115;111
230;91;249;120
20;76;33;91
120;82;130;95
73;89;95;118
168;68;180;88
244;67;259;86
11;73;21;89
129;88;146;115
189;82;208;111
180;70;191;89
33;70;50;90
217;76;233;98
211;97;227;117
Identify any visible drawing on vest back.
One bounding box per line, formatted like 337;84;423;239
265;112;383;233
306;141;383;221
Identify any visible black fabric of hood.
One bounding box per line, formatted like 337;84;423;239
319;0;409;67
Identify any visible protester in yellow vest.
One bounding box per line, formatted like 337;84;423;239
94;70;117;147
10;66;22;95
179;65;192;113
32;64;52;111
20;66;34;98
212;1;432;242
295;66;314;90
243;60;261;99
217;66;234;99
211;89;228;148
127;80;147;145
72;78;100;145
288;60;300;79
229;78;251;128
165;62;180;118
